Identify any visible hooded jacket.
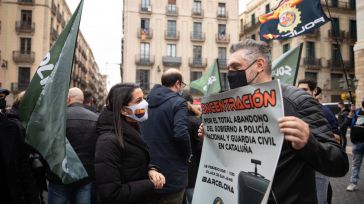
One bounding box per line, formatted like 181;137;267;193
141;84;192;194
95;110;154;204
268;85;349;204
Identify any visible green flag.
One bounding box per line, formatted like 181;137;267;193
272;43;303;85
19;0;87;184
190;60;221;96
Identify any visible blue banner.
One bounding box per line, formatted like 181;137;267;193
259;0;329;41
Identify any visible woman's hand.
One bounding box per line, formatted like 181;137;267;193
148;169;165;189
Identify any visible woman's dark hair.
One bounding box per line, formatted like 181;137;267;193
106;83;140;146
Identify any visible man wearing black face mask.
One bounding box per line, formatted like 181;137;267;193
199;39;348;204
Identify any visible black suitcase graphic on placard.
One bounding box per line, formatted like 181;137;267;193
238;159;269;204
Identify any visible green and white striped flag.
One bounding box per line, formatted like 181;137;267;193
19;0;87;184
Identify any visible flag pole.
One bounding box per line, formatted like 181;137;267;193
293;43;303;86
324;0;354;104
69;0;84;86
215;58;223;92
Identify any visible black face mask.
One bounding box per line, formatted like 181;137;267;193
227;70;248;89
0;98;6;110
227;60;257;89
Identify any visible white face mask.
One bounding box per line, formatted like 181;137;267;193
125;100;149;122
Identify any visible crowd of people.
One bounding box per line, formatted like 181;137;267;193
0;39;363;204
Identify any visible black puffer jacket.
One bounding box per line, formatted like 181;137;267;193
95;110;154;204
268;85;349;204
66;103;99;181
0;113;40;204
47;103;99;186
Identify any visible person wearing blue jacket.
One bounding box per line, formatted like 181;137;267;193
141;68;192;204
345;101;364;192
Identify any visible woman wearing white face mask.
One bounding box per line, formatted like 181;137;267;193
95;83;165;204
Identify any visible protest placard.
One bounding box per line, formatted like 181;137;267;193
193;80;284;204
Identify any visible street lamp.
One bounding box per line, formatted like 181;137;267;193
352;77;359;90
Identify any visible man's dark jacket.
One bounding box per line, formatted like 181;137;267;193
187;111;202;188
67;103;99;182
0;113;40;204
95;110;154;204
141;84;192;194
268;85;349;204
48;103;98;185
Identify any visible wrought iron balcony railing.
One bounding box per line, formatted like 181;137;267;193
15;21;35;33
13;51;35;64
165;30;180;40
190;32;205;42
162;56;182;67
216;33;230;44
135;55;155;66
189;57;207;68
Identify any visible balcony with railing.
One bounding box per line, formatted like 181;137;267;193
328;59;342;70
218;58;228;69
140;4;152;14
11;82;29;93
322;0;356;11
165;30;180;41
51;3;57;15
346;31;357;44
51;28;58;41
217;10;228;20
15;21;35;33
216;33;230;44
191;8;204;18
61;18;66;28
328;29;346;42
303;57;322;70
137;28;153;40
135;55;155;66
190;32;205;42
243;18;260;33
13;51;35;64
189;57;207;68
166;4;178;16
162;56;182;67
80;77;87;87
17;0;34;4
303;29;320;39
56;9;62;22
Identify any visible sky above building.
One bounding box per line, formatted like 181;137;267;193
65;0;249;89
65;0;122;90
